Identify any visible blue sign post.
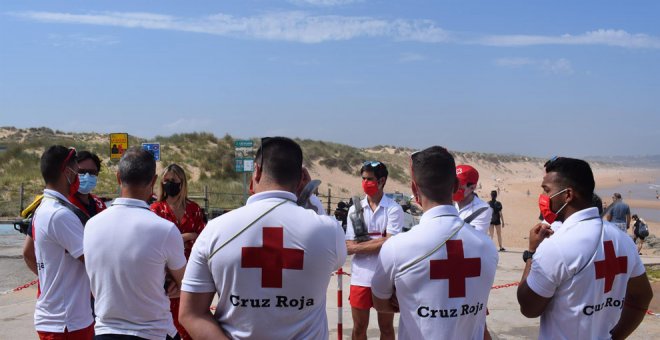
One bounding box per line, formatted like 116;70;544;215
142;143;161;161
235;140;255;203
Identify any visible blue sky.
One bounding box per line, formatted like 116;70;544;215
1;1;659;157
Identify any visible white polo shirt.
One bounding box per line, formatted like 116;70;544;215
182;191;346;340
527;207;646;339
345;195;404;287
372;205;498;340
84;198;187;340
456;195;492;234
32;189;93;332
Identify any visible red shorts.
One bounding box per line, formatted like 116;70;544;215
349;285;373;310
37;323;94;340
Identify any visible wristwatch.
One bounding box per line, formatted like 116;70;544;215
522;250;535;263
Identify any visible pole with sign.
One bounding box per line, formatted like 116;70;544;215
110;133;129;161
234;140;255;204
142;143;161;161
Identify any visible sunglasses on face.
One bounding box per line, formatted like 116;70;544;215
78;168;99;176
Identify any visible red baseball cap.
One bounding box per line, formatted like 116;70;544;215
456;165;479;185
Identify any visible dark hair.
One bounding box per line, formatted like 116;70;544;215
76;151;102;172
360;162;389;180
632;214;639;220
613;193;622;199
411;146;456;202
544;157;595;200
491;190;497;198
592;193;604;215
254;137;303;186
118;147;156;187
40;145;77;185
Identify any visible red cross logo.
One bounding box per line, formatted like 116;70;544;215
241;227;304;288
594;240;627;293
430;240;481;298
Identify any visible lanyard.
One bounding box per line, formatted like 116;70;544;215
397;215;465;277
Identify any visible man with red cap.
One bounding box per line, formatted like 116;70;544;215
453;165;492;234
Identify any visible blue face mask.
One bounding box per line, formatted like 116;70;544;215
78;173;98;195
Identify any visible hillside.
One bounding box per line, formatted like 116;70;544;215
0;126;616;216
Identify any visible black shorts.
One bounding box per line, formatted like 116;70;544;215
490;221;501;226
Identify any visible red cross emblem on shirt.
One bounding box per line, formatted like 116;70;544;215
430;240;481;298
241;227;304;288
594;240;627;293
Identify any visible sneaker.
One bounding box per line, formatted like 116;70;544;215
499;248;506;252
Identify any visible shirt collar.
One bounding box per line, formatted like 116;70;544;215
111;197;151;210
420;205;459;224
558;207;600;232
43;188;71;203
247;190;297;205
361;194;393;210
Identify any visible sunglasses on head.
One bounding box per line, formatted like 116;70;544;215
363;161;382;167
544;155;560;168
61;147;77;171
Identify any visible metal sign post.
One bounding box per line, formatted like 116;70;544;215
141;143;161;161
234;140;255;204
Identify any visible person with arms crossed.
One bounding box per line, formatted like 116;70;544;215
179;137;346;340
372;146;498;339
84;147;187;340
345;161;404;340
517;157;652;339
151;164;206;340
28;146;94;340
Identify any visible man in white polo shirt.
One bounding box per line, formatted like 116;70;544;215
345;160;404;340
453;165;492;234
84;147;187;340
372;146;498;340
517;157;653;339
179;137;346;339
30;146;94;340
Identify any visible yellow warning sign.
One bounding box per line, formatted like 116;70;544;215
110;133;129;161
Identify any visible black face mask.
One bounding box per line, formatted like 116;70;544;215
163;181;182;197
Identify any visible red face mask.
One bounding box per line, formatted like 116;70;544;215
362;179;379;197
452;188;465;202
66;168;80;197
538;188;568;224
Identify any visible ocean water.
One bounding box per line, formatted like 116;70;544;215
596;182;660;201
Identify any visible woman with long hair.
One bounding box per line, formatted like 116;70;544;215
150;163;205;340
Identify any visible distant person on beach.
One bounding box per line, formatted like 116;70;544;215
179;137;346;339
345;160;404;340
151;163;206;340
517;157;652;339
605;192;631;233
453;165;493;234
372;146;498;339
632;214;648;253
29;146;94;340
84;147;187;339
488;190;505;252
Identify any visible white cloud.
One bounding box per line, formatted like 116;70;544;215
399;52;427;63
495;57;574;75
288;0;363;6
9;11;660;48
494;57;535;67
479;29;660;49
47;33;119;47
